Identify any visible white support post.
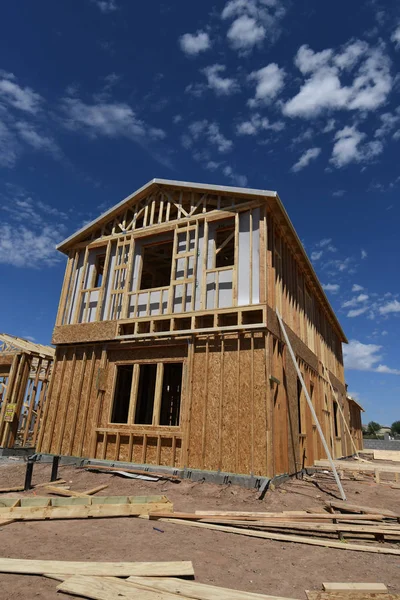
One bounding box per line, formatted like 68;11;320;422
276;310;346;501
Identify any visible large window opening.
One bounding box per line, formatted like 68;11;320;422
135;364;157;424
140;240;173;290
215;222;235;268
160;363;183;426
94;254;106;288
111;361;183;426
111;364;133;423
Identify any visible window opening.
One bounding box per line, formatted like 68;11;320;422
140;240;173;290
135;364;157;424
297;377;303;434
333;400;339;437
111;364;133;423
160;363;183;426
215;223;235;268
94;254;106;288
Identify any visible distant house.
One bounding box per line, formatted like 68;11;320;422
37;179;363;476
0;334;54;450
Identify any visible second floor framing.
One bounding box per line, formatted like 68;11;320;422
55;180;347;378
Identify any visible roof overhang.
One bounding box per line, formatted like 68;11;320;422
56;178;347;343
346;394;365;412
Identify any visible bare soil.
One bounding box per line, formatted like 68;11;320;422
0;458;399;599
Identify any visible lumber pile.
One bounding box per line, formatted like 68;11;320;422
0;558;295;599
313;459;400;485
143;505;400;555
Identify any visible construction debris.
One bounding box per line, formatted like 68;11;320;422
82;464;180;482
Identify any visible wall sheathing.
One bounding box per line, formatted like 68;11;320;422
39;184;363;476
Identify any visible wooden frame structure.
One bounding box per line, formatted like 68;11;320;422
37;179;363;477
0;334;54;449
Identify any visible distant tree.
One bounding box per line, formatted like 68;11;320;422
367;421;381;437
391;421;400;436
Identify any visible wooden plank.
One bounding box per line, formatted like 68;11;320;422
152;511;384;522
81;464;182;481
322;583;388;592
57;576;189;600
0;486;25;493
44;486;89;498
83;484;109;496
127;576;296;600
33;480;66;489
373;449;400;462
0;501;173;521
327;500;399;519
155;518;400;555
0;558;193;577
306;593;397;600
315;459;400;474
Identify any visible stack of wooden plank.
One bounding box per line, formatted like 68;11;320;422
313;459;400;486
143;504;400;555
0;558;296;599
306;582;400;599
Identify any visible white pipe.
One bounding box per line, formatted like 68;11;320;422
276;310;346;501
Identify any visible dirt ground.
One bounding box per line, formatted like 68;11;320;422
0;458;399;600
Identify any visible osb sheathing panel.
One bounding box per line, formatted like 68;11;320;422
284;351;300;474
188;333;268;477
52;321;117;345
328;370;346;395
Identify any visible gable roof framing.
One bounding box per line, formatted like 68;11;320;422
57;178;347;343
0;333;55;360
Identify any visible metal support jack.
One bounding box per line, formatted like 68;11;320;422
276;310;346;501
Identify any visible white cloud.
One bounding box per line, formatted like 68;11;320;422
317;238;332;248
283;41;392;118
91;0;118;13
352;284;364;292
187;120;233;153
361;248;367;259
322;283;340;293
342;293;369;308
15;121;60;156
311;250;322;261
227;15;265;51
221;0;286;52
391;25;400;49
236;113;285;135
375;111;400;138
202;64;238;96
248;63;285;106
332;189;346;197
0;223;63;268
62;98;165;141
0;77;42;113
0;121;20;167
291;147;321;172
343;339;400;375
222;165;248;187
180;31;211;56
347;306;369;318
330;125;383;168
379;300;400;315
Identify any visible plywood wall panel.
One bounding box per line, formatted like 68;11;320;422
236;335;252;475
188;342;207;469
252;333;268;476
202;342;221;471
220;338;238;474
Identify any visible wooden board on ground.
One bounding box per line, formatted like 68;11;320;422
322;583;388;592
157;518;400;555
58;576;296;600
306;593;398;600
314;460;400;474
373;450;400;462
150;511;385;522
327;500;399;519
44;486;89;498
0;558;194;577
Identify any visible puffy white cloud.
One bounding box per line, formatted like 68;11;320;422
352;284;364;292
391;25;400;49
15;121;59;156
291;147;321;172
227;15;265;51
343;339;400;375
375;111;400;138
62;98;165;140
379;299;400;315
187;120;233;153
0;76;42;113
236;113;284;135
347;306;369;318
180;31;211;56
283;41;392;118
342;293;369;308
248;63;285;106
0;223;63;268
222;165;248;187
322;283;340;293
311;250;322;260
221;0;286;52
202;64;238;96
332;189;346;197
330;125;383;168
91;0;118;13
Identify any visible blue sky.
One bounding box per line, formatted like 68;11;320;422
0;0;399;425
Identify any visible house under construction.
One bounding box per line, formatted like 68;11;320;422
37;179;363;478
0;334;54;452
